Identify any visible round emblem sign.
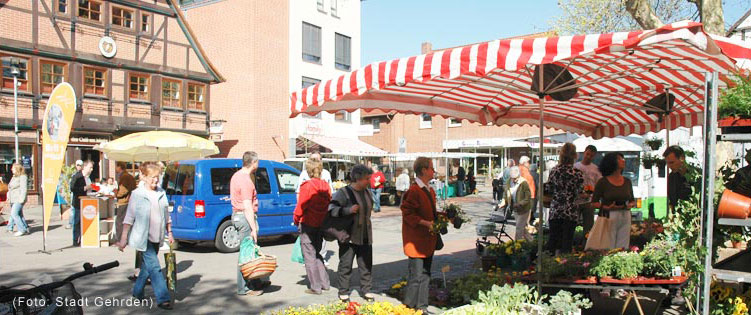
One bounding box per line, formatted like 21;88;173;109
98;36;117;58
82;205;97;220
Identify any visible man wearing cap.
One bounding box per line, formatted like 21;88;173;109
66;160;84;230
574;145;601;237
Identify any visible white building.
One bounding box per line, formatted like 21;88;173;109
728;9;751;42
289;0;373;156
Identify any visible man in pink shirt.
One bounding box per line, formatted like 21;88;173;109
231;151;270;296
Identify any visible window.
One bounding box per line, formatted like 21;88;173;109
173;164;195;195
335;33;351;71
187;83;205;111
141;14;150;32
77;0;102;21
302;22;322;63
302;77;322;119
111;7;134;28
210;167;240;195
40;61;66;94
275;169;299;194
254;168;272;194
449;118;462;127
335;110;351;123
372;117;381;132
57;0;68;13
420;113;432;129
330;0;338;16
316;0;325;12
83;67;106;96
129;74;149;100
161;79;181;108
0;144;35;190
1;56;29;91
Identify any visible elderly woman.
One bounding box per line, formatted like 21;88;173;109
329;164;375;303
294;158;332;295
545;143;584;254
6;164;29;236
117;163;173;310
396;168;411;204
591;152;635;249
400;157;440;313
500;166;532;242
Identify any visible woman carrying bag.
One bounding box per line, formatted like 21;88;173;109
591;152;635;249
293;158;332;295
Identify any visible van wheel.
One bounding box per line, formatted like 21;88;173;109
215;220;241;253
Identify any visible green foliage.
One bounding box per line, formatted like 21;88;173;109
539;251;600;281
444;283;592;315
474;284;540;311
544;290;593;315
719;76;751;119
641;238;686;279
589;251;643;279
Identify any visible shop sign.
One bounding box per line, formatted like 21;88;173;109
69;136;109;145
305;120;323;135
399;137;407;153
99;36;117;58
21;156;31;169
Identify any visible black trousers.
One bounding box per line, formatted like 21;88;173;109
337;242;373;296
547;219;576;254
404;256;433;311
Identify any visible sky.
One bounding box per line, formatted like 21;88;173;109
361;0;751;65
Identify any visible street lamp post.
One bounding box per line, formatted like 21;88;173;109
10;58;20;163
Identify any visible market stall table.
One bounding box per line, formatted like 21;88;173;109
538;281;687;315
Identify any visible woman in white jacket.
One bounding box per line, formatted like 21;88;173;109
6;164;28;236
395;168;411;205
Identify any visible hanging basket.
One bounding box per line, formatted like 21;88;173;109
642;160;655;169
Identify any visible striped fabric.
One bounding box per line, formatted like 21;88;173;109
290;21;750;139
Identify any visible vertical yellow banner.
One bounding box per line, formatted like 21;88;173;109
41;83;76;239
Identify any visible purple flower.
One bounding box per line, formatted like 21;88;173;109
583;262;591;268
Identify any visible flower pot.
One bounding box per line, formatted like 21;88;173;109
656;159;666;169
718;189;751;219
481;255;498;272
647;142;662;150
440;226;449;235
642;160;654;169
445;208;457;219
732;241;744;249
719;117;751;134
453;218;463;229
599;276;633;284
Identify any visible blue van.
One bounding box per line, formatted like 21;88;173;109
163;158;300;252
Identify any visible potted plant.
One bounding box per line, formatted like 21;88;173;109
482;243;502;272
590;251;643;284
719;75;751;133
641;154;658;169
444;203;470;229
730;232;744;249
645;137;664;151
432;215;450;235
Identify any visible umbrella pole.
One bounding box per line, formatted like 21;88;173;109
665;89;671;218
536;64;546;295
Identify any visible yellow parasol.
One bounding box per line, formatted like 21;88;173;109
94;131;219;162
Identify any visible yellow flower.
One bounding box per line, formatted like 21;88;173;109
506;247;514;255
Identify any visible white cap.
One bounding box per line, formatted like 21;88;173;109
75;160;83;166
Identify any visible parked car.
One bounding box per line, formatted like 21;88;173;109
163;158;300;253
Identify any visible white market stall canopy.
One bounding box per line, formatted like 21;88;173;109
300;134;388;157
443;137;563;149
388;152;496;162
573;136;643;153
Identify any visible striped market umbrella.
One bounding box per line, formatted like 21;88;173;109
290;21;750;139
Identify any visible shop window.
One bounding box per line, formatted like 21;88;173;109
40;61;66;94
83;67;106;96
161;79;182;108
141;13;150;33
112;7;134;29
129;74;149;100
78;0;102;21
335;110;351;123
0;144;35;191
302;22;322;63
57;0;68;14
0;56;29;91
335;33;351;71
372;117;381;132
449;118;462;127
302;76;322;119
187;83;205;111
420;113;432;129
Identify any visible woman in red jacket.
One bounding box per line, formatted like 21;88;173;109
401;157;441;313
293;158;332;295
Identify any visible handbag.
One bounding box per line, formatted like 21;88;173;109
164;246;177;303
290;236;304;264
321;186;357;243
585;216;613;250
239;236;278;280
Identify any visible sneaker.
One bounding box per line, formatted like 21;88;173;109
339;294;350;302
157;302;173;310
240;290;263;297
13;231;26;237
363;293;376;302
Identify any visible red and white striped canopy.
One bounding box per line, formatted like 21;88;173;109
290;21;751;139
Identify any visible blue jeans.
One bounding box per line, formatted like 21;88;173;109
371;188;382;212
7;203;27;233
72;205;81;245
233;213;268;295
133;242;170;304
68;206;76;226
456;181;465;197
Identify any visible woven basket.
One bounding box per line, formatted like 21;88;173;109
240;253;278;280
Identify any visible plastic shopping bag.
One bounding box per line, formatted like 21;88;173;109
239;236;260;265
585;216;613;250
291;236;305;264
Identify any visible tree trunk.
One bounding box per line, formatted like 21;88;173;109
700;0;725;35
624;0;665;29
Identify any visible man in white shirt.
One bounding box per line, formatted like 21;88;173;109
574;145;601;236
295;152;332;193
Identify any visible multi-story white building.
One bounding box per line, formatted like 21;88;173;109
288;0;374;156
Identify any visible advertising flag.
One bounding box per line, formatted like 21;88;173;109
41;83;76;238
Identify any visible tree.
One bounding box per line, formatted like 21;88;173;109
553;0;724;36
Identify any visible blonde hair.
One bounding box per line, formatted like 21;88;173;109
143;163;161;177
558;143;578;165
306;158;323;179
11;163;24;176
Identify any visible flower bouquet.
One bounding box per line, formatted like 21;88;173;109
432;215;449;235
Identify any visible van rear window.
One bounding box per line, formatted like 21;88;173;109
211;167;240;195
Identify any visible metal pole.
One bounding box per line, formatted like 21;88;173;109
536;64;545;294
665;89;671;218
13;74;19;163
445;119;449;199
699;72;718;314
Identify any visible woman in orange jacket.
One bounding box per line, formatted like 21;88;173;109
400;157;442;313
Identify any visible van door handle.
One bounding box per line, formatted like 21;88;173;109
283;201;293;206
271;202;280;206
